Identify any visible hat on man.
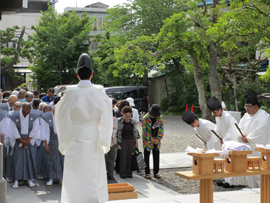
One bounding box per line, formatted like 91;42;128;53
182;110;197;125
77;53;93;70
149;104;161;117
245;90;260;107
126;97;135;107
207;96;222;112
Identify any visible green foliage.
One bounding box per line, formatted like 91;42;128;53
26;6;93;90
168;106;180;112
160;97;170;111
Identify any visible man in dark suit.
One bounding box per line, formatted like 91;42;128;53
0;95;18;111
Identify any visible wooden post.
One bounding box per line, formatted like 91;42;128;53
0;143;7;203
200;179;213;203
261;174;270;203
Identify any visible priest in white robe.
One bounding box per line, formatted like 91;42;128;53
182;110;220;150
55;53;113;203
0;110;8;178
207;96;245;188
238;90;270;188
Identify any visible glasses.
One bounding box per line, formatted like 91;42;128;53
244;105;253;109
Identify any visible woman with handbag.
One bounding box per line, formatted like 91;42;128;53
142;104;164;179
116;106;140;179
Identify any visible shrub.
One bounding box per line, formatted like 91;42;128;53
161;97;170;111
168;106;180;112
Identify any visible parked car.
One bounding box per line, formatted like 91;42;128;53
104;86;150;121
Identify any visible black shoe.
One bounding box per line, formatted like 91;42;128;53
108;176;115;180
223;182;234;188
120;176;126;179
127;175;133;178
216;180;223;186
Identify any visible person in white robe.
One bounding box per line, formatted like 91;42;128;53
182;110;220;150
207;96;245;188
55;53;113;203
238;90;270;188
2;102;40;188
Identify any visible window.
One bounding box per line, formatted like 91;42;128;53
93;18;99;30
106;90;122;100
122;90;138;99
139;89;146;98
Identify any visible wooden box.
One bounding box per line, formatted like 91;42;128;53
247;156;262;170
188;153;220;175
214;158;226;173
108;183;138;201
255;147;270;170
225;150;252;172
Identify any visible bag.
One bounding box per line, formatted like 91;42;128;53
132;147;146;173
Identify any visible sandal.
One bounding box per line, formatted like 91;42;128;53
145;174;151;179
154;173;161;179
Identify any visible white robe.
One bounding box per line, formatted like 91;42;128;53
40;115;57;145
194;119;220;150
238;109;270;188
3;110;39;148
55;80;113;203
215;111;245;185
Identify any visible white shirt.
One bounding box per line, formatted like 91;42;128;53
40;114;57;145
3;110;40;147
132;108;140;123
215;111;239;143
194;119;219;150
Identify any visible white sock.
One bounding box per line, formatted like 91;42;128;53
28;180;35;187
46;179;53;185
12;180;18;188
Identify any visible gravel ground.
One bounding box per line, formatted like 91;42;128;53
137;115;201;153
138;167;248;194
136;115;249;194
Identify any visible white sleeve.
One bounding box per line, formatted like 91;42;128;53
3;118;20;148
134;109;140;122
29;119;40;145
40;118;50;144
55;90;73;155
98;93;113;154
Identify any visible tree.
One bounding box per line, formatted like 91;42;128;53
24;6;93;90
0;26;25;89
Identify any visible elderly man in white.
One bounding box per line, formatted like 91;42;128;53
238;90;270;188
55;53;112;203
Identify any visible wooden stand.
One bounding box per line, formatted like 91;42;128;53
255;147;270;202
255;147;270;170
247;157;262;170
214;158;225;173
225;150;252;172
176;150;270;203
108;183;138;201
188;153;220;175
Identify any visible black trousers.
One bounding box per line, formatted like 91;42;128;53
119;139;135;177
144;145;160;175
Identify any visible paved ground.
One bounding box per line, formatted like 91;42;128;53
5;115;261;203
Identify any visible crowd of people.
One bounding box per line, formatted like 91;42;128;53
0;83;165;191
0;87;65;188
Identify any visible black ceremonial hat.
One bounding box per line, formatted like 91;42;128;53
207;96;221;112
182;110;197;125
77;53;93;70
245;90;260;106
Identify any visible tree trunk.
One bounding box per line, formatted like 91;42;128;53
191;56;211;120
143;69;148;86
208;41;222;101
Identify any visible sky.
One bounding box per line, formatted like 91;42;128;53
54;0;130;13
